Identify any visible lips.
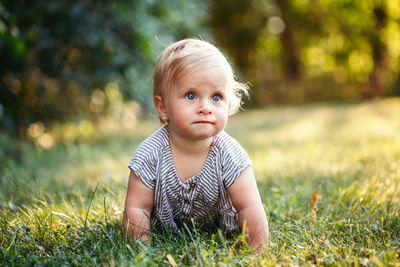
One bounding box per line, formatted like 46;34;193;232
194;121;213;124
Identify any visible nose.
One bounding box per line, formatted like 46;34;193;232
197;99;212;115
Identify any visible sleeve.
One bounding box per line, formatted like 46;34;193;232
220;135;252;188
128;148;157;190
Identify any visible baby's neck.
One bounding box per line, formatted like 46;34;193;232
169;135;212;181
169;134;212;156
168;134;213;181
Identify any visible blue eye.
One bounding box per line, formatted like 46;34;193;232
212;94;221;102
185;92;196;100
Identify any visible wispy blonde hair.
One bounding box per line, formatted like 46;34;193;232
153;38;249;119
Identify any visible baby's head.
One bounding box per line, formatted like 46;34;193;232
154;38;248;124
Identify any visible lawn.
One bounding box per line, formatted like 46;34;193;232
1;98;399;266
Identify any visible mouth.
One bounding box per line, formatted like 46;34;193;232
194;121;214;124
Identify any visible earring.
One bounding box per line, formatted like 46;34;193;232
162;115;168;122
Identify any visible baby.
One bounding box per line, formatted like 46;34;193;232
123;38;269;252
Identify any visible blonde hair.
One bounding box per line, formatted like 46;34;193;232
153;38;249;119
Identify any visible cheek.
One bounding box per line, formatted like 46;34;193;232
219;103;229;117
168;103;190;120
216;106;229;123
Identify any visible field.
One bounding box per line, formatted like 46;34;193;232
1;98;399;266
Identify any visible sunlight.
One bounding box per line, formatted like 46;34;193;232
327;33;344;52
27;121;45;139
27;121;55;149
230;99;400;189
105;82;122;104
36;133;54;149
282;118;324;141
78;120;94;137
305;46;325;67
383;21;400;58
251;108;329;144
251;149;283;180
387;0;400;19
355;168;400;206
69;153;131;186
267;16;285;35
348;50;373;78
340;101;400;140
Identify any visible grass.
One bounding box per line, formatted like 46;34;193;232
1;98;400;266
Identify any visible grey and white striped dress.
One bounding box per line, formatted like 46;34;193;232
128;126;252;233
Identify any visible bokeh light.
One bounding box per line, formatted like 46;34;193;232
37;133;54;149
267;16;285;35
27;122;45;139
105;82;122;104
78;120;94;138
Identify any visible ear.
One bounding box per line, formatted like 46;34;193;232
154;95;168;120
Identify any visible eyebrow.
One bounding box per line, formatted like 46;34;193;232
213;87;228;94
183;87;227;94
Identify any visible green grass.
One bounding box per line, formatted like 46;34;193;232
1;98;400;266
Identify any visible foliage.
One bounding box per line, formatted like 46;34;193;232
0;0;209;133
2;0;400;140
1;98;400;265
208;0;400;105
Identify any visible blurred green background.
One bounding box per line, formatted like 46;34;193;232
1;0;399;145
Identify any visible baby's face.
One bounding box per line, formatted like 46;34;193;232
164;67;229;141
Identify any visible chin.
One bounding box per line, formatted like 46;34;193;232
194;130;220;140
190;133;211;140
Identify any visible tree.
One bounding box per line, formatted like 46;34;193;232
208;0;400;104
0;0;209;134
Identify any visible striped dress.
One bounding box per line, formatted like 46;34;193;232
128;126;252;233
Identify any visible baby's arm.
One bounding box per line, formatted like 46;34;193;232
123;170;154;242
228;167;269;253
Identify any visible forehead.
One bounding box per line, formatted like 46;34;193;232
175;66;228;88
